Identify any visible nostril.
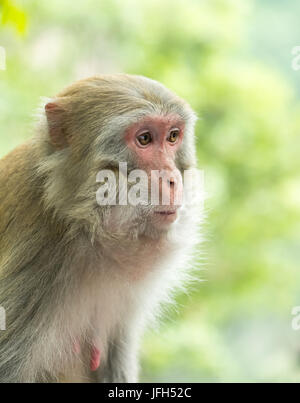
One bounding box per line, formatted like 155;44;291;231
168;178;176;187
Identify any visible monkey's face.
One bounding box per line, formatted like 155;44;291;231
43;75;197;238
123;114;185;231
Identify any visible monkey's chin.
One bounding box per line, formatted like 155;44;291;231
152;209;178;228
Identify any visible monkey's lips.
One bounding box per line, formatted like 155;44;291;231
154;209;178;224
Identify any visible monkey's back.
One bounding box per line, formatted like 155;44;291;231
0;141;70;382
0;142;42;268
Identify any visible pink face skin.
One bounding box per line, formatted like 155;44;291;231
125;114;185;226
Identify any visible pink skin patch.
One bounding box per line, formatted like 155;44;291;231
124;114;185;169
90;346;101;372
72;341;101;372
124;114;185;217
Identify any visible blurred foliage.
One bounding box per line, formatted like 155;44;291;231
1;0;300;382
0;0;26;34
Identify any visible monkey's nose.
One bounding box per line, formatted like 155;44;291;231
167;178;176;187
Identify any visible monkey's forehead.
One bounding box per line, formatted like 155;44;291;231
55;75;196;121
124;114;185;133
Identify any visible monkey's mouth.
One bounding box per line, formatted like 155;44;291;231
155;210;176;216
154;209;178;224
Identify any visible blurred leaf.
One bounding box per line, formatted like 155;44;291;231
0;0;27;34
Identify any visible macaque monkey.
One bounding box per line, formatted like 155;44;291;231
0;74;200;383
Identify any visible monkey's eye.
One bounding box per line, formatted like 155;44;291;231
168;129;180;143
137;132;152;146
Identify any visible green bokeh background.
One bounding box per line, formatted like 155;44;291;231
1;0;300;382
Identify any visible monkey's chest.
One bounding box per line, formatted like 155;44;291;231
56;239;169;380
101;237;168;281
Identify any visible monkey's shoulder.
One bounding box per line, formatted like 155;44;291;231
0;141;42;240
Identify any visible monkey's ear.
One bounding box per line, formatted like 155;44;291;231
45;102;69;149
